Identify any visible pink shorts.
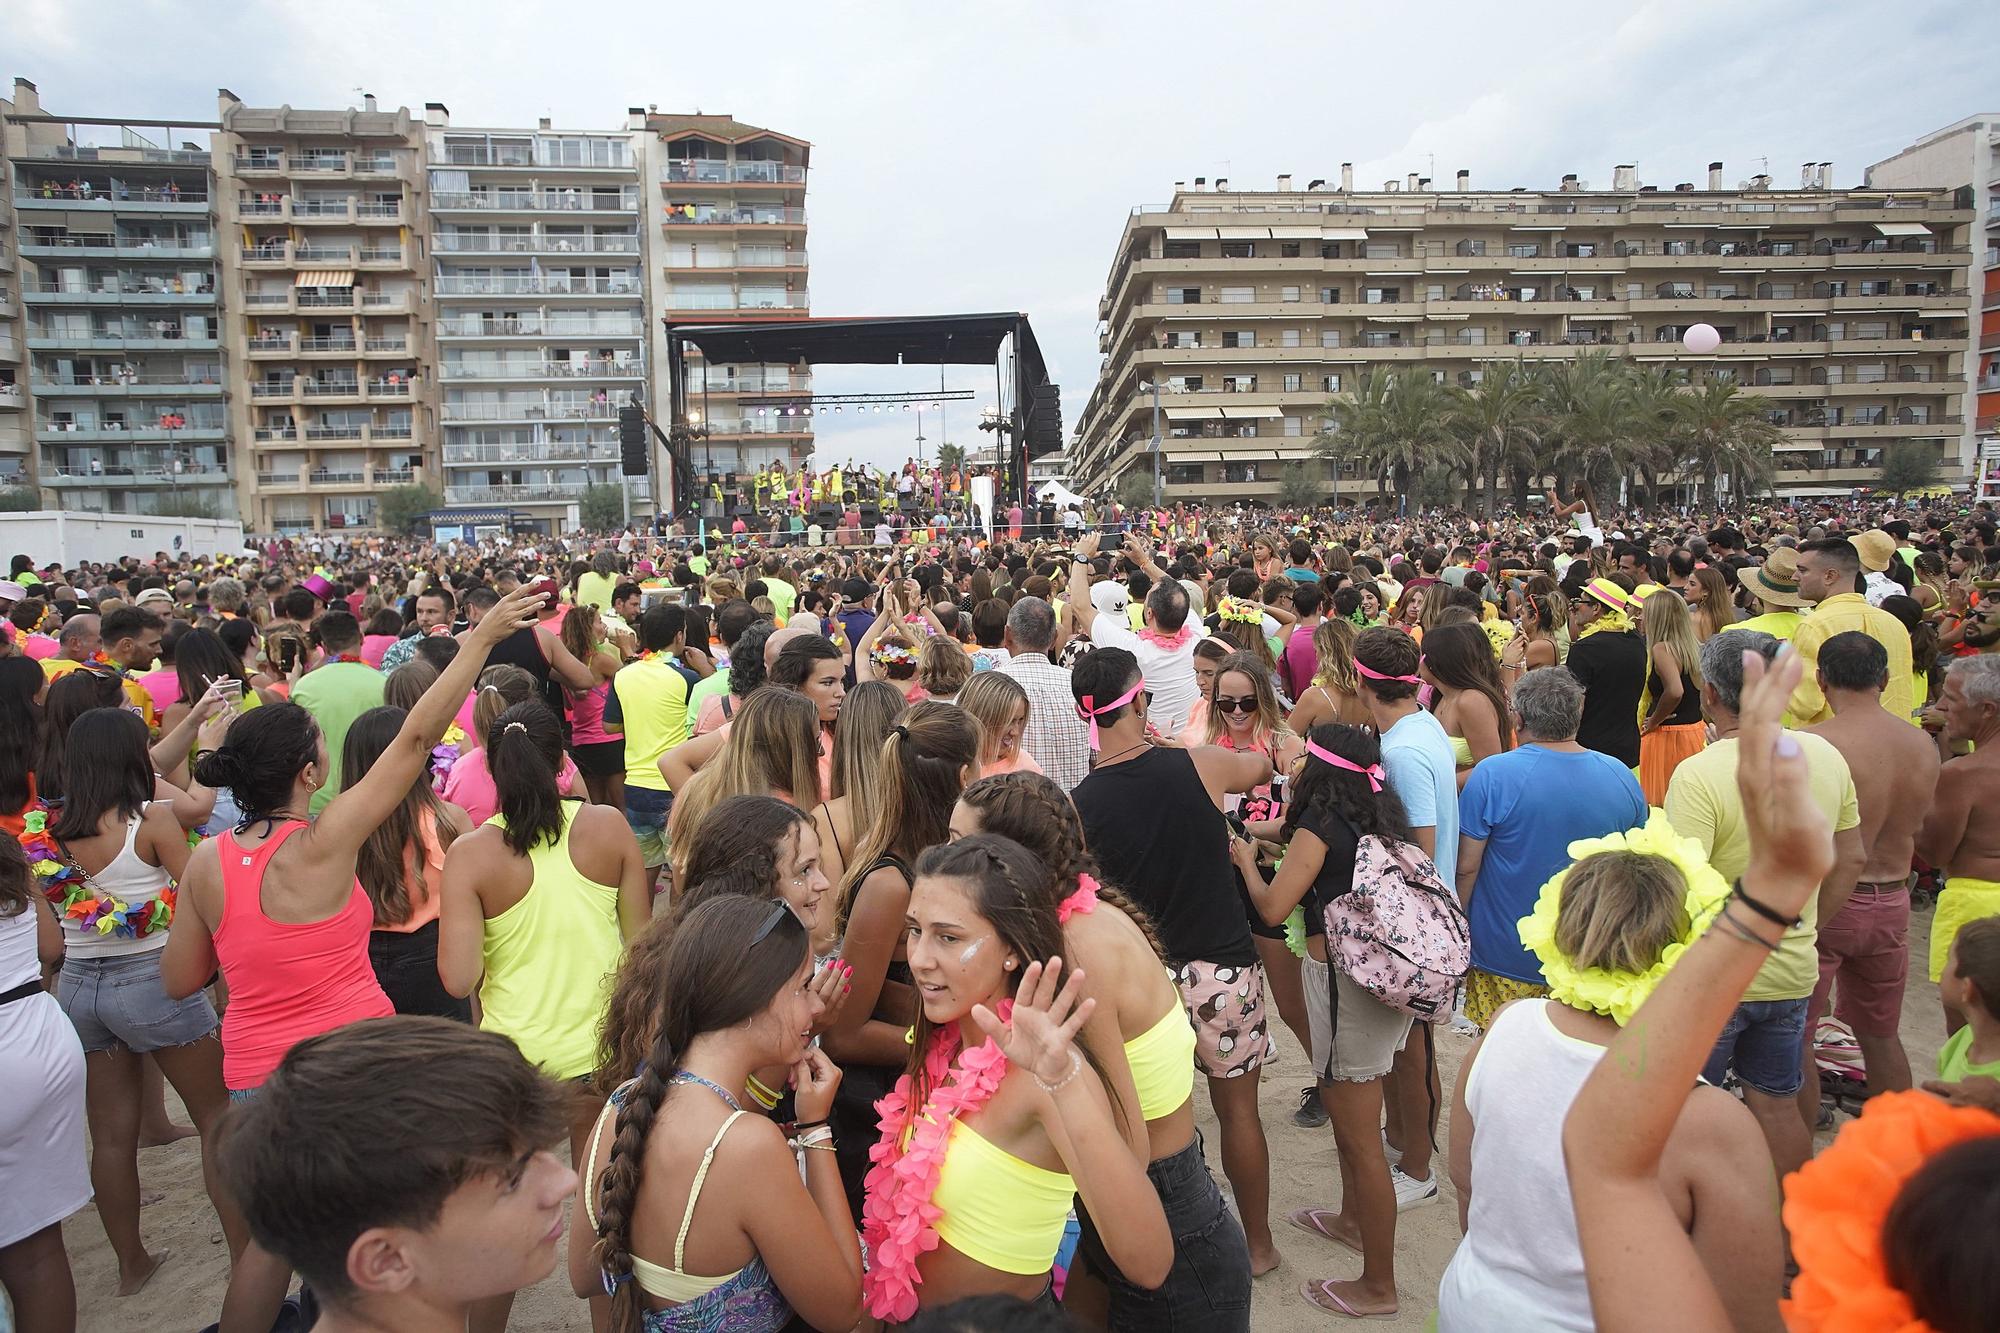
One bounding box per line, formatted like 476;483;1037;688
1808;883;1910;1039
1175;960;1269;1079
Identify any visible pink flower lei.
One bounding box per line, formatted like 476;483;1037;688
859;1002;1014;1322
1136;625;1194;651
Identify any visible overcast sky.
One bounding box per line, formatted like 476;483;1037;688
14;0;1996;476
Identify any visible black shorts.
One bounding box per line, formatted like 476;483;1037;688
568;739;625;779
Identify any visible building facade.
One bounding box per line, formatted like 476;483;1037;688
5;79;232;516
1071;165;1976;506
639;114;813;502
1867;115;2000;499
0;103;23;483
423;106;650;532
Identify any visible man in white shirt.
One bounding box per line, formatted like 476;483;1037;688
1067;532;1200;736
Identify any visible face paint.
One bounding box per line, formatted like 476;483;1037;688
959;938;987;966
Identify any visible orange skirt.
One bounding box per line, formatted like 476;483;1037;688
1639;721;1706;806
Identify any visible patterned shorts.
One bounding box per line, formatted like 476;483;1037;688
1175;959;1269;1079
1463;968;1550;1031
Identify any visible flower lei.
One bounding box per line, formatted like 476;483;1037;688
1576;606;1635;639
870;640;918;668
429;721;466;792
859;1003;1014;1322
18;807;176;938
1516;812;1727;1025
1137;625;1194;651
1783;1090;2000;1333
1216;596;1263;626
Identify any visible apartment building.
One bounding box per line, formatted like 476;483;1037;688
424;107;652;531
1867;115;2000;498
212;90;432;534
4;79;232;516
1071;164;1975;506
0;110;21;482
639;114;813;490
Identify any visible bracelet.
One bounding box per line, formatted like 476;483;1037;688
790;1117;830;1134
791;1126;836;1151
1732;881;1803;930
1714;905;1781;951
1032;1049;1084;1096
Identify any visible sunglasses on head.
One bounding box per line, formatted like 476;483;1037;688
1211;696;1258;714
751;899;799;946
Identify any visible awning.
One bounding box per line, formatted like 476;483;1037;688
1321;227;1369;241
1269;225;1324;239
294;269;354;287
1165;226;1217;241
1874;222;1932;237
1217;226;1271;239
1366;314;1423;322
1168;450;1226;463
1428;313;1471;320
1220;405;1284;419
1162;405;1221;421
1567;313;1625;320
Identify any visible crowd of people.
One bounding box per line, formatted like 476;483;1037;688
1;486;1998;1332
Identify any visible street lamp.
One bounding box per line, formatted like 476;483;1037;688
1147;381;1163;508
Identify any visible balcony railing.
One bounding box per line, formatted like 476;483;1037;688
440;401;621;421
295;245;358;263
358;247;404;263
357;203;402;219
299;381;362;396
434;233;639;254
310;470;366;484
367;379;412;396
445;482;593;503
32;374;223;391
433;275;642;297
296;292;357;308
23;280;217;299
304;425;365;442
661;161;805;185
441;360;642;380
664;292;810;311
431;192;638;212
662;206;807;226
15;184;205;205
438;318;645;338
291;156;349;174
365;336;409;353
300;336;359;352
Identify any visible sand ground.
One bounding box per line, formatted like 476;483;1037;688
60;909;1948;1332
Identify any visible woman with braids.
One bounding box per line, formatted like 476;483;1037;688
438;699;650;1154
338;705;473;1021
161;582;552;1331
865;834;1171;1320
953;773;1249;1331
561;602;627;808
811;679;908;894
1421;620;1515;789
662;689;823;891
1285;617;1370;735
566;894;862;1333
822;700;980;1216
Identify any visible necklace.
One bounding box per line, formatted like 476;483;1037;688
671;1069;744;1112
1093;739;1150;767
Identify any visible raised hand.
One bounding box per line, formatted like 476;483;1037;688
790;1045;843;1123
970;957;1096;1087
471;583;548;648
807;958;852;1036
1734;644;1834;911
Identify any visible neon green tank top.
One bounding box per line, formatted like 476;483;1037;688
478;804;622;1079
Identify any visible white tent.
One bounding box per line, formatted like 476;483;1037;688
1035;479;1088;510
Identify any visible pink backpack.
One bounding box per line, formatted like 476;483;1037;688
1322;833;1470;1019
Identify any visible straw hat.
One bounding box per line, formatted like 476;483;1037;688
1744;548;1810;608
1581;578;1632;613
1849;529;1895;574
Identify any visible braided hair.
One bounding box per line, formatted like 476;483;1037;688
591;895;809;1328
957;772;1167;963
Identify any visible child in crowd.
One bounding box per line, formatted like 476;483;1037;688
1939;917;2000;1084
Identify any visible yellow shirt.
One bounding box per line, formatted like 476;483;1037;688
1785;594;1913;728
1735;609;1801;642
43;658;158;731
1663;733;1860;1001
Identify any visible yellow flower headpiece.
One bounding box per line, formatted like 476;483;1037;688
1517;811;1729;1025
1217;596;1263;626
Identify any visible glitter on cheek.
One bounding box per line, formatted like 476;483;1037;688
959;938;986;967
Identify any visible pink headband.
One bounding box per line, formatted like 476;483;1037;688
1076;679;1143;751
1353;657;1422;687
1305;740;1384;792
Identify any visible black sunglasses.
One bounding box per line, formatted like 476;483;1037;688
1211;696;1258;714
751;899;798;946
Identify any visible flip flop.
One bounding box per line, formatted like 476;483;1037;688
1299;1278;1397;1321
1284;1207;1364;1257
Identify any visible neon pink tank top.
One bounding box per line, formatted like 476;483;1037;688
212;822;394;1091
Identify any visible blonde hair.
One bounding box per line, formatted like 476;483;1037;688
1641;589;1703;692
1202;650;1290;750
1311;617;1359;695
1554;851;1690;974
956;671;1030;765
666;688;823;879
472;664;537;748
835;700;979;931
917;637;972;697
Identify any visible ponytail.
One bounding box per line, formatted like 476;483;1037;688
488;701;565;855
472;663;536;749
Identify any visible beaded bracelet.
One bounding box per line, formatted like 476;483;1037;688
1033;1049;1084;1095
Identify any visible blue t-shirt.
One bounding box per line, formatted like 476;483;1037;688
1458;744;1648;984
1380;708;1460;890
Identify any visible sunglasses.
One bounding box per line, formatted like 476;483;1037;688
751;899;798;946
1212;696;1258;714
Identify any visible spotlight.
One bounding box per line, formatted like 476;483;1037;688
756;407;767;416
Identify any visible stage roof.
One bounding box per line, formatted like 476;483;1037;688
667;313;1048;388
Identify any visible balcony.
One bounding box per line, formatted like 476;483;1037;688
36;420;225;443
303;425;366;443
296;291;357;310
663;291;810;312
439;400;622;422
443;442;620;466
357;202;403;221
437;317;645;340
431;191;638;213
0;386;24;410
358;246;404;265
364;336;410;356
299;380;363;400
294;244;359;264
247;334;298;356
432;275;643;297
309;469;366;485
661;161;806;186
661;206;806;227
43;462;232;487
232;154;285;175
434;232;639;255
441;359;643;380
27;330;218;352
14;184;207;211
290;155;351;175
19;235;213;261
299;336;360;354
444;482;594;503
22;280;217;305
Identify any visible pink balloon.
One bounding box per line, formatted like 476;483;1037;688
1682;323;1721;354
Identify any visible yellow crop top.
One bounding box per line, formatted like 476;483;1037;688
930;1120;1075;1275
1124;1002;1196;1121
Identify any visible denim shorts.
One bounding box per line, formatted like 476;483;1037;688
622;785;674;868
58;949;219;1055
1702;996;1809;1096
1076;1131;1251;1332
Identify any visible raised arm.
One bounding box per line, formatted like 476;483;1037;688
539;626;597;692
1067;534;1103;634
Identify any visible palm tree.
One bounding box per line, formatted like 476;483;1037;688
1623;364;1693;509
1319;367;1459;507
1666;377;1780;502
1446;361;1540;517
1533;351;1643;515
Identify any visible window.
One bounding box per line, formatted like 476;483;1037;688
1626;283;1644;301
1427;284;1445;301
1280;329;1301;347
1220;241;1254;259
1762;282;1796;299
1283;373;1303;392
1281;286;1302;303
1320;329;1342;348
1822;280;1849;297
1166;287;1201;305
1505;244;1540;259
1219;286;1256;304
1166;375;1203;392
1362;243;1401;259
1859;280;1892;296
1221;330;1255;349
1854;320;1889;340
1221;375;1257;393
1363;286;1401;303
1166;463;1206;485
1282;416;1304;436
1322;374;1342;392
1163;241;1201;259
1164;330;1200;349
1321;242;1344;259
1319;286;1342;304
1279;242;1301;258
1707;285;1737;299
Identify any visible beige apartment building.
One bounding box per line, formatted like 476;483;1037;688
1071;164;1976;506
212;91;432;534
640;114;813;492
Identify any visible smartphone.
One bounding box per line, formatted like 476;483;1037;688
275;638;302;674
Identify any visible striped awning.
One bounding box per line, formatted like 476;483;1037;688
1874;222;1931;237
294;269;354;287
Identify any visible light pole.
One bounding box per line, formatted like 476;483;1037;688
1148;380;1163;508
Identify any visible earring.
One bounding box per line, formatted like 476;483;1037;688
1003;959;1016;971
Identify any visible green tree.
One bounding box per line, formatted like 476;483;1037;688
1414;464;1459;512
1275;462;1323;511
1533;352;1640;509
151;494;221;520
1879;440;1941;496
0;486;39;513
1666;377;1780;502
1114;469;1154;510
1445;362;1539;517
377;483;443;536
1320;367;1458;503
936;442;965;472
578;483;628;532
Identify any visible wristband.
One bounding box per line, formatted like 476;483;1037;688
1032;1049;1084;1095
1715;905;1781;952
1732;881;1803;930
790;1117;830;1134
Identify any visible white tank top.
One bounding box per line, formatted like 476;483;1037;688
1435;999;1604;1333
62;811;174;960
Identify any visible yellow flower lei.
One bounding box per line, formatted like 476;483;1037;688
1516;811;1729;1025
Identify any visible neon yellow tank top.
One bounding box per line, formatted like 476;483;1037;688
478;805;622;1079
930;1118;1075;1275
1124;1000;1196;1121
